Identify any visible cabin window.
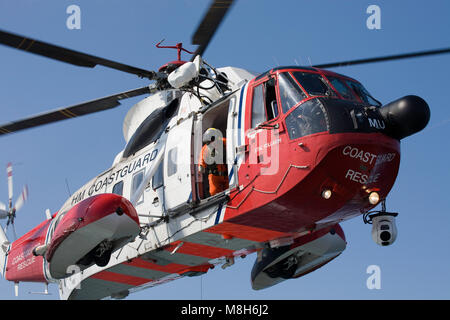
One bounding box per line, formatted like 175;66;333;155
122;98;180;159
278;72;307;113
152;158;164;190
167;147;177;177
112;181;123;196
251;78;279;128
131;170;144;204
123;108;165;158
285;99;328;139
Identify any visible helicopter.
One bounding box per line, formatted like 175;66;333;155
0;0;447;300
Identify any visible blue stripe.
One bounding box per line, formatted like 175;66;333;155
237;84;246;146
214;202;224;225
228;165;234;181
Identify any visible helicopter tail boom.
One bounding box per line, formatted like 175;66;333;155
0;226;9;277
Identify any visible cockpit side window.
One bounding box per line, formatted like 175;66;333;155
251;78;280;128
251;84;265;128
291;72;336;97
278;72;307;113
265;78;278;120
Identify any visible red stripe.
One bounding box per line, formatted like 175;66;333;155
91;270;151;286
205;222;287;242
164;241;234;259
125;258;187;274
179;264;211;275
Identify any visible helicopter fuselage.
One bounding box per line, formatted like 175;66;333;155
2;65;427;299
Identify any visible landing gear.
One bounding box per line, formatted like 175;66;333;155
363;200;398;246
265;254;299;279
77;240;113;267
93;240;113;267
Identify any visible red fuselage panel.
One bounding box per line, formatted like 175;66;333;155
5;219;51;282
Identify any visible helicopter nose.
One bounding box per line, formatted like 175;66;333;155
378;95;430;140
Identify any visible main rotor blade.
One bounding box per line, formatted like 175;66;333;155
6;163;13;206
0;30;157;80
0;195;9;220
0;206;7;219
0;86;151;136
11;223;17;241
313;47;450;69
191;0;235;59
14;185;28;212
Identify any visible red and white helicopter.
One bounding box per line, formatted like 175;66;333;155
0;0;445;300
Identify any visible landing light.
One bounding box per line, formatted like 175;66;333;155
322;189;332;200
369;192;380;205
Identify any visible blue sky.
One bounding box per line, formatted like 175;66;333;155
0;0;448;300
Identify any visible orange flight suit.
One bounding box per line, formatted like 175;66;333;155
199;138;229;196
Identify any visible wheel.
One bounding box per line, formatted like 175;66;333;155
94;249;112;267
265;255;298;279
93;240;113;267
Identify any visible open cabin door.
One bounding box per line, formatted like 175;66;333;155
163;114;195;210
193;94;238;201
226;95;238;189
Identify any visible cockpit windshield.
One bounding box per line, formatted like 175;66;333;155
277;69;382;114
326;76;355;100
278;71;336;113
344;80;381;106
278;72;306;113
291;72;336;98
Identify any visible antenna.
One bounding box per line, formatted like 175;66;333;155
65;178;72;197
156;39;194;61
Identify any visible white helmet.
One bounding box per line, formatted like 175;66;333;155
202;128;222;145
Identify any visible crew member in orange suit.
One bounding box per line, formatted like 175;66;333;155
198;128;229;196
